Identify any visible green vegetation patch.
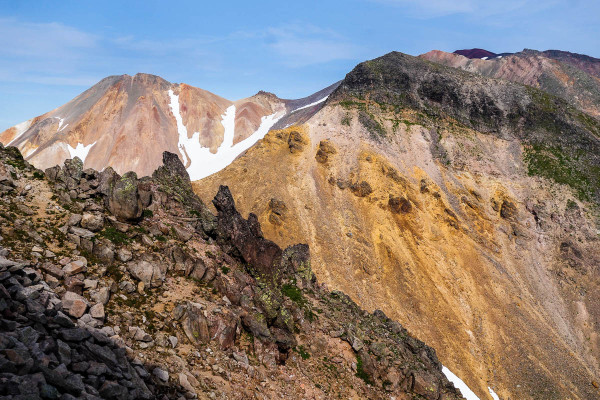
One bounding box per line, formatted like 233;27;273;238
98;226;131;245
358;111;387;139
355;354;373;385
294;345;310;360
281;283;307;307
32;171;45;180
105;264;123;282
142;209;153;218
524;143;599;202
341;113;352;126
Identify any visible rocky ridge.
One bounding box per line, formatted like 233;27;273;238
0;143;464;399
332;51;600;203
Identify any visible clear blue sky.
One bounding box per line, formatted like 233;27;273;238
0;0;598;129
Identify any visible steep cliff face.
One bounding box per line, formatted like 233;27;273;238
193;52;600;400
421;49;600;118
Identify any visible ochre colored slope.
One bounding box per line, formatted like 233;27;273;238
193;105;600;400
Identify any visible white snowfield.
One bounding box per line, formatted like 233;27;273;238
168;89;283;181
7;119;33;146
442;366;502;400
68;142;95;163
290;96;328;113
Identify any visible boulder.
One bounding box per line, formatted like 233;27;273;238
116;248;132;262
90;303;105;320
63;260;86;276
92;241;115;262
90;286;110;305
129;327;152;342
62;291;89;318
0;162;15;187
172;225;193;242
126;260;166;288
350;181;373;197
315;139;336;163
182;303;210;345
67;214;83;226
80;213;104;232
287;130;306;153
68;226;95;239
389;196;412;213
107;172;143;221
153;367;169;382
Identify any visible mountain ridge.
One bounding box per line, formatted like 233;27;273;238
0;143;467;399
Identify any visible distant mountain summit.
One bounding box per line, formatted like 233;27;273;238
0;74;338;178
453;48;510;60
423;48;600;117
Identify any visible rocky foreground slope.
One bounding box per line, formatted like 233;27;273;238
0;143;464;399
193;52;600;399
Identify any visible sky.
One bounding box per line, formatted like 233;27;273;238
0;0;598;129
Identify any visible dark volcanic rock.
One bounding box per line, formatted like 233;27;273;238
213;185;283;279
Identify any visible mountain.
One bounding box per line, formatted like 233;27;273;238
2;48;600;399
421;48;600;118
192;52;600;400
0;144;465;399
0;74;338;179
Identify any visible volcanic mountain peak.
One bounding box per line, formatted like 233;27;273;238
0;73;337;180
453;48;499;59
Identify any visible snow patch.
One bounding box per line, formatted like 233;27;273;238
291;96;328;113
442;366;480;400
488;387;500;400
7;119;33;146
168;88;283;181
54;117;69;133
168;89;190;166
67;142;95;163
